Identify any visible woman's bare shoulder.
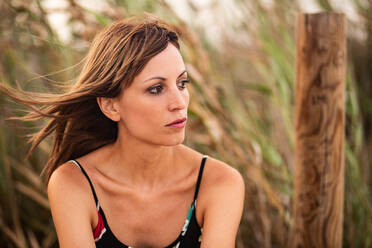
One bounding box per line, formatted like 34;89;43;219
47;162;98;246
48;161;85;192
47;160;97;225
47;160;95;210
184;147;245;230
203;156;244;190
197;158;245;246
178;144;244;187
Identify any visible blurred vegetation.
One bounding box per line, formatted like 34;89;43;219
0;0;371;247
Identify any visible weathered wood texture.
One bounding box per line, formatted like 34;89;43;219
290;13;346;248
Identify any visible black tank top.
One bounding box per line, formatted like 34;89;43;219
70;155;207;248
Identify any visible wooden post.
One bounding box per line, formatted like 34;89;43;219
291;13;346;248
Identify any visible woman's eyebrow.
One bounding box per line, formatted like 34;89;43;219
178;70;187;78
143;70;187;83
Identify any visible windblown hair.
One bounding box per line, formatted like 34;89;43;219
0;15;180;184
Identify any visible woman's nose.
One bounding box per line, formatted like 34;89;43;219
168;87;188;111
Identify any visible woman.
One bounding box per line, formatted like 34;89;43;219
2;16;244;248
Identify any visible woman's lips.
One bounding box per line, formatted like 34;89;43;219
166;118;187;128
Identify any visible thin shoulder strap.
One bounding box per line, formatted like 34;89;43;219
193;155;208;202
69;160;99;206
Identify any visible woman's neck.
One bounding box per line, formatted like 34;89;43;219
95;133;183;192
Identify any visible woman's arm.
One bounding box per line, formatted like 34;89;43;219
200;160;245;248
47;163;97;248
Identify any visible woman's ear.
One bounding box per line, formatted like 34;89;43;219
96;97;120;122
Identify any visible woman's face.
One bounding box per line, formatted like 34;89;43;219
116;43;189;146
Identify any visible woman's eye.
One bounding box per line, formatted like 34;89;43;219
148;85;163;95
147;80;189;95
177;80;190;89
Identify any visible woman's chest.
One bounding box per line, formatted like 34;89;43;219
95;185;195;247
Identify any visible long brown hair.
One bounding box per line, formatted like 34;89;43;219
0;15;180;184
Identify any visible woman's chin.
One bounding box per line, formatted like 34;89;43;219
161;133;185;146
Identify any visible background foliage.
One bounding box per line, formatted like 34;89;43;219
0;0;371;247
